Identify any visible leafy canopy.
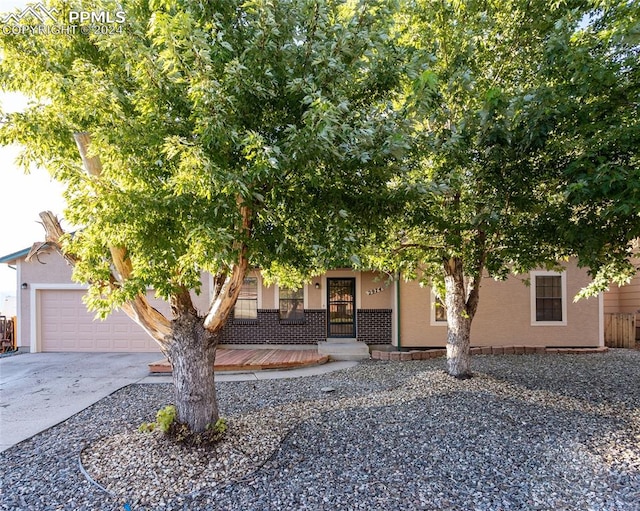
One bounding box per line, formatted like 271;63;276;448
0;0;408;311
366;0;640;295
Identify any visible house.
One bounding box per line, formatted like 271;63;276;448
0;248;392;354
1;246;623;354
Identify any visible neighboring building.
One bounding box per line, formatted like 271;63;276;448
603;256;640;341
0;246;617;353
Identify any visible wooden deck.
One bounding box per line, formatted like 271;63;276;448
149;348;329;373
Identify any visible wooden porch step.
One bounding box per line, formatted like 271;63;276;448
149;348;329;374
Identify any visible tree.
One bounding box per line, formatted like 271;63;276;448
0;0;406;432
366;0;640;377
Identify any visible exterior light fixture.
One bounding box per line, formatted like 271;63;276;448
314;282;320;289
21;282;28;289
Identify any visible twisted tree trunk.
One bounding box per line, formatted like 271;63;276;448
30;133;253;434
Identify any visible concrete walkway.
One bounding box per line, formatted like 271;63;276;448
0;352;356;452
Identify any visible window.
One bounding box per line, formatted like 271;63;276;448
430;292;448;326
531;271;567;326
234;277;258;320
279;288;304;321
536;276;562;321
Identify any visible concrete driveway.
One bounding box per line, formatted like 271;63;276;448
0;352;161;452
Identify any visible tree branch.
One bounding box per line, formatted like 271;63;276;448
171;285;197;317
203;197;251;333
393;242;444;253
72;133;172;345
465;230;487;318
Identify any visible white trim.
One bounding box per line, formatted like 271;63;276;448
273;282;278;309
321;271;361;309
16;261;22;348
29;284;88;353
530;271;567;326
430;290;448;327
274;284;308;310
208;273;214;303
256;273;263;309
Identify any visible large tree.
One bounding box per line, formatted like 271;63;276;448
367;0;640;377
0;0;406;432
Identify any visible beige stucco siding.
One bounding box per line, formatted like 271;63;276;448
360;271;394;309
399;279;447;347
251;269;393;308
399;260;601;348
18;251;211;350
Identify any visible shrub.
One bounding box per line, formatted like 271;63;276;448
138;405;227;447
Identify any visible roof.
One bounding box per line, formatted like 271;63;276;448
0;247;31;264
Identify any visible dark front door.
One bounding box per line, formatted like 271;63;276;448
327;278;356;338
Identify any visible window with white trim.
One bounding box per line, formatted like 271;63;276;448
234;277;258;320
430;292;448;326
531;271;567;326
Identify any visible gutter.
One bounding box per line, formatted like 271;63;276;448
396;274;402;351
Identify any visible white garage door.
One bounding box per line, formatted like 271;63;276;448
39;289;165;352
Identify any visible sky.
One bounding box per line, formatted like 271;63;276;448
0;1;69;308
0;92;67;300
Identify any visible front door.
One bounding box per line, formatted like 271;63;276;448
327;278;356;338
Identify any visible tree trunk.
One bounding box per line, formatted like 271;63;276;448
443;257;474;379
167;312;219;433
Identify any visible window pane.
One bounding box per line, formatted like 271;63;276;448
535;275;562;321
235;277;258;319
434;296;447;322
279;287;304;320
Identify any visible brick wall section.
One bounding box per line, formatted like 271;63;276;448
357;309;392;345
220;308;393;346
220;310;326;345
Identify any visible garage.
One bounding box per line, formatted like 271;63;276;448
38;289;163;352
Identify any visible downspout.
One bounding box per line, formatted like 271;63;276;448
396;273;402;351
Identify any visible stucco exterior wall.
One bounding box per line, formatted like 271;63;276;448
15;253;393;350
17;251;211;349
399;260;601;348
259;270;392;311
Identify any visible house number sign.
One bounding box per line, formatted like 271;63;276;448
366;287;384;296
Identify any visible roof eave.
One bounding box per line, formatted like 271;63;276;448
0;247;31;264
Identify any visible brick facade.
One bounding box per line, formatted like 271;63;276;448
356;309;393;345
221;309;326;345
220;308;392;346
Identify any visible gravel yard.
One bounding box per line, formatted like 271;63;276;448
1;350;639;511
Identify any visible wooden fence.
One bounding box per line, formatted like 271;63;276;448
604;313;637;348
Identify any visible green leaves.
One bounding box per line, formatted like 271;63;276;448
0;0;406;313
368;0;640;300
